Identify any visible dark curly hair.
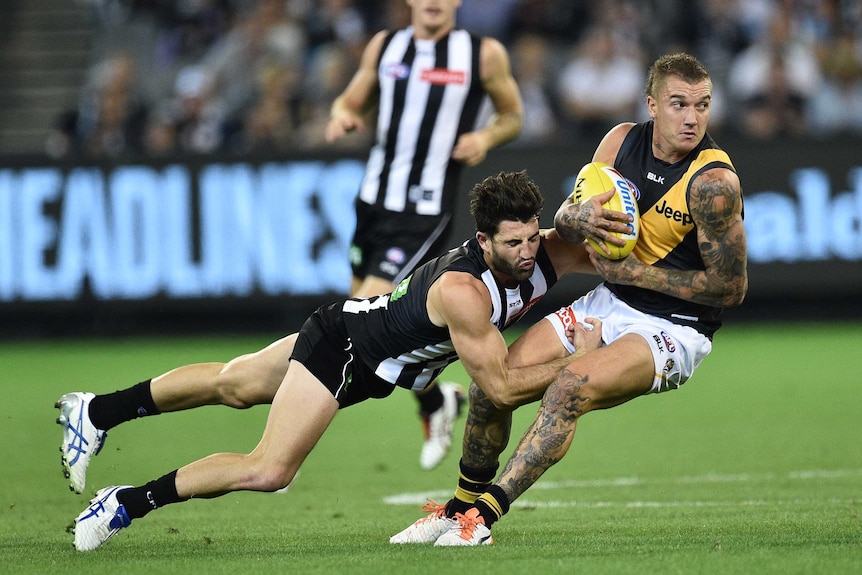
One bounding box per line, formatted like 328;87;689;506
469;170;543;235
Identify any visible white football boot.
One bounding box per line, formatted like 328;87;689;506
56;392;107;494
419;383;465;470
434;508;494;546
389;500;456;544
73;485;133;551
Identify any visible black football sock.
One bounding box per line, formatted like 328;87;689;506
447;459;498;517
116;470;183;520
472;485;510;528
88;379;160;431
416;384;444;416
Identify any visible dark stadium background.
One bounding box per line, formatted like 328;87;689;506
2;133;860;339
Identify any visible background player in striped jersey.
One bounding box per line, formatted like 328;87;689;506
325;0;524;470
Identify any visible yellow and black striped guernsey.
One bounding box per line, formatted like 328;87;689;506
611;120;738;339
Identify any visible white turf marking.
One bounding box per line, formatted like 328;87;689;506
382;468;862;508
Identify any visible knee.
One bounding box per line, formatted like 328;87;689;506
213;369;257;409
468;382;496;413
468;382;514;421
244;457;298;492
545;368;594;419
470;380;519;413
215;360;277;409
256;468;297;493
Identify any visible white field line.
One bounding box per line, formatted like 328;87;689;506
509;498;857;510
382;468;862;507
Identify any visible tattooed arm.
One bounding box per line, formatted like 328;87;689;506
554;189;634;249
589;167;748;307
554;122;638;248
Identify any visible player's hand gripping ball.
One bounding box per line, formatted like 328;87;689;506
570;162;640;260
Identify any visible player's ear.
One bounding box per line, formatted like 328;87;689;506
476;231;490;251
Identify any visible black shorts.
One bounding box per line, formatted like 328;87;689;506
350;199;453;283
289;301;395;408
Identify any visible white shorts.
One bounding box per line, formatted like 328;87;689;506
545;284;712;394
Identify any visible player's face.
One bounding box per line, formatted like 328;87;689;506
648;75;711;162
408;0;461;38
480;218;541;286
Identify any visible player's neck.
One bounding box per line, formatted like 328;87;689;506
651;141;689;165
411;23;455;42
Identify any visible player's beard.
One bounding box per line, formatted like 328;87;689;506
490;251;535;283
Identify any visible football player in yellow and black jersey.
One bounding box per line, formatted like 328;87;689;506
393;52;748;546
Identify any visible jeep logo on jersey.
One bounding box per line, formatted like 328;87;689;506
421;68;467;85
384;63;410;79
655;199;693;227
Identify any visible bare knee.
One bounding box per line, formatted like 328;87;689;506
254;466;298;492
215;361;279;409
241;457;298;492
216;335;295;409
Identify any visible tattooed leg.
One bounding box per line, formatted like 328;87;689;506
461;381;513;469
496;368;590;503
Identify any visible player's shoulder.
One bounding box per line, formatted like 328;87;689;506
363;29;396;59
432;247;490;303
692;138;740;191
687;159;742;216
691;162;741;194
593;123;637;164
427;268;491;327
478;34;510;62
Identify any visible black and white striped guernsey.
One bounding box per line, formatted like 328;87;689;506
358;27;485;216
341;237;557;391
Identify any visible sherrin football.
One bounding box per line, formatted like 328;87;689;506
570;161;640;260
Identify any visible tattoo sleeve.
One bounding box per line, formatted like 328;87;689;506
627;171;748;307
462;382;513;469
554;201;587;244
495;368;591;503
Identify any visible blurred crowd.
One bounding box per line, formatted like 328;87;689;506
47;0;862;160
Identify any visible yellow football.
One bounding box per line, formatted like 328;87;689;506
570;161;640;260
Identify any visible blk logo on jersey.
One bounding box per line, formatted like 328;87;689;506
647;171;665;184
421;68;466;85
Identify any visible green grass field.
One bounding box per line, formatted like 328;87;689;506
2;321;861;574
